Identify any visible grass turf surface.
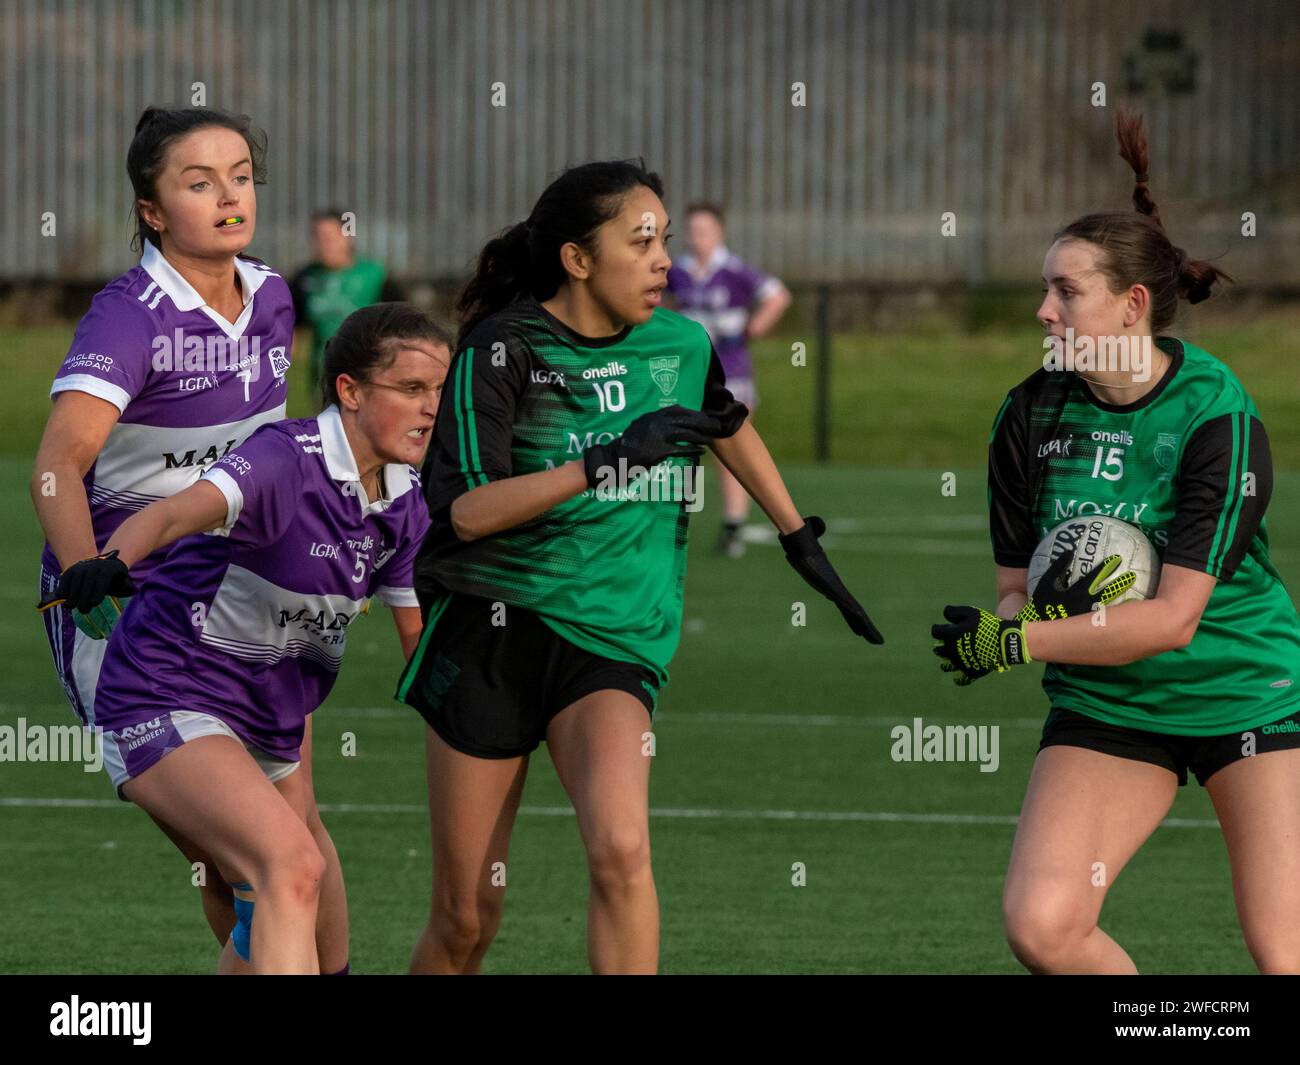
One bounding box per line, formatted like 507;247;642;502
4;456;1298;973
2;310;1299;972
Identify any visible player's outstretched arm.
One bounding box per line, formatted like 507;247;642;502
36;479;230;628
712;422;885;644
708;421;802;533
104;480;231;569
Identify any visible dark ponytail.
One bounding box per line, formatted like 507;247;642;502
455;158;664;348
1054;108;1231;331
127;105;267;253
321;302;453;409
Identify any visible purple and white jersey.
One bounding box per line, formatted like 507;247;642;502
666;246;780;380
92;406;431;760
43;242;294;584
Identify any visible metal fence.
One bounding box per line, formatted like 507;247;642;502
3;0;1298;284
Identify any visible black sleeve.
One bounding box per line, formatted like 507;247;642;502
288;269;309;324
988;390;1037;568
422;322;528;515
1163;413;1272;581
701;345;740;417
379;276;405;302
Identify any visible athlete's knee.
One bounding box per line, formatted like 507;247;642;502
1003;893;1095;972
432;891;497;960
258;834;326;909
585;825;652;893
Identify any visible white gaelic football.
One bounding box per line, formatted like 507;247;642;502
1027;515;1161;604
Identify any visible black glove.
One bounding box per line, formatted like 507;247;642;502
48;549;137;614
778;516;884;644
583;404;741;487
1016;549;1134;622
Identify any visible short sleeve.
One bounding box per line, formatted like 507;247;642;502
373;470;432;608
988;391;1036;567
199;425;303;546
1163;413;1272;581
51;291;157;412
424;323;528;506
701;345;740;417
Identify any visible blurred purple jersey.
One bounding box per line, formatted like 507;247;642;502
666;246;780;381
92;406;430;761
44;242;294;585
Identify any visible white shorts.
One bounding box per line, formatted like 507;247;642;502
102;709;299;800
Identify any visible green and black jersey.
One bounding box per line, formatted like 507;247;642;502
289;259;402;383
414;297;737;686
989;336;1300;735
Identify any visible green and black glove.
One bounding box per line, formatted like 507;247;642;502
932;606;1031;682
36;549;136;640
933;549;1136;686
1015;549;1135;622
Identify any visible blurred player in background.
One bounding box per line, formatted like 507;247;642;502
291;208;404;398
29;105;347;974
931;111;1300;974
41;303;446;973
666;202;791;556
399;159;881;975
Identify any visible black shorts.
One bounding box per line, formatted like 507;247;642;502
395;591;659;759
1039;704;1300;787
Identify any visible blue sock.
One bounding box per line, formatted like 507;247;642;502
230;882;255;963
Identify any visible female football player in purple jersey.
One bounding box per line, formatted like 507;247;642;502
45;303;449;974
666;203;791;557
30;106;347;973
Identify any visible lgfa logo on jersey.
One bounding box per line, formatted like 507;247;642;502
650;356;680;396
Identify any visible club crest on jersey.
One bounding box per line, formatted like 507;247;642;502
649;356;680;396
268;346;290;381
1153;432;1180;471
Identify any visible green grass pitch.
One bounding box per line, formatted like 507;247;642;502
2;312;1298;972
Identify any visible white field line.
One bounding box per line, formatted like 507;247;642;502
0;795;1221;830
0;704;1050;728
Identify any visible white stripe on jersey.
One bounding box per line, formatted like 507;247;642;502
50;373;133;414
199;564;368;672
200;466;245;535
92;403;285;504
375;585;419;608
137;281;158;304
